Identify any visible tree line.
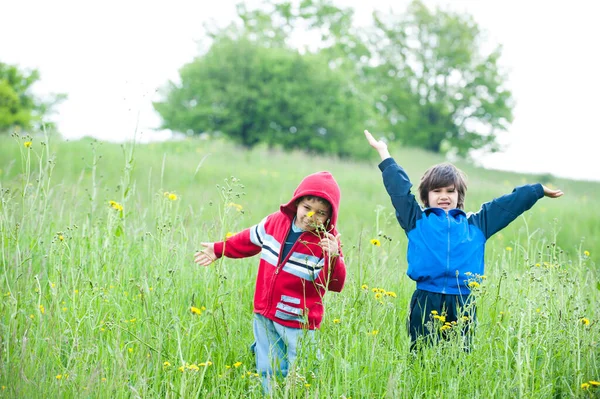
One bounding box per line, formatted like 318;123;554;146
153;0;513;159
2;0;512;160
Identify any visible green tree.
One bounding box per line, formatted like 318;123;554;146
153;36;370;157
0;62;65;133
369;0;513;156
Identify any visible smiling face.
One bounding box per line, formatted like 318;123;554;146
428;185;459;211
294;197;331;232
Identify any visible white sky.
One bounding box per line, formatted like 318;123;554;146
1;0;599;181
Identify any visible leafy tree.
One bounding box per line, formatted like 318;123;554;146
369;0;514;156
153;36;371;157
0;62;65;133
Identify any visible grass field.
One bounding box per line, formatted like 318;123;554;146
1;132;599;398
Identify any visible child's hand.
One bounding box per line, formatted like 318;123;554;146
194;242;217;266
320;232;341;257
364;130;391;160
542;185;564;198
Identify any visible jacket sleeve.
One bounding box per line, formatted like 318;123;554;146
379;157;422;233
326;246;346;292
470;184;544;239
213;216;270;259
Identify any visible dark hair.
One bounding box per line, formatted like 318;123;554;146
418;163;468;209
296;195;332;210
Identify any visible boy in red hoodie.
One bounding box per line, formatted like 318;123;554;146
194;171;346;393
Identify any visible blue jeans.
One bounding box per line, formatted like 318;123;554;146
252;313;317;394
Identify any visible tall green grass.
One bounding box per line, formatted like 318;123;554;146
1;132;598;398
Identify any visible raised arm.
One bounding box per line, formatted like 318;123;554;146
364;130;391;161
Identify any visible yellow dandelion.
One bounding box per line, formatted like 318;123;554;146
101;378;107;382
109;200;123;211
581;383;590;389
29;314;34;319
370;238;381;247
431;310;438;315
468;281;480;289
440;324;452;331
361;284;368;290
190;306;202;315
333;319;340;323
307;211;315;217
233;361;243;368
186;364;200;371
228;202;243;211
206;361;213;366
589;381;600;386
24;141;32;148
535;263;540;267
58;235;64;241
128;348;133;353
386;291;397;297
225;232;235;238
305;383;311;388
584;250;590;257
56;374;62;380
369;330;379;335
505;246;513;251
374;293;382;300
178;366;185;372
168;193;178;201
62;307;67;312
580;318;590;325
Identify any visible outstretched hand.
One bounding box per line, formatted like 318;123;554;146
364;130;391;160
194;242;217;266
542;185;564;198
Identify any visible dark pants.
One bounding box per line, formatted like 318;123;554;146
407;289;476;351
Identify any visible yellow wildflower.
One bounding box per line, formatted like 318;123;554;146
431;310;438;315
58;235;64;241
580;318;590;325
168;193;178;201
374;293;382;300
56;374;62;380
190;306;202;315
228;202;243;211
109;200;123;211
369;330;379;335
24;141;32;148
505;246;513;251
370;238;381;246
589;381;600;386
225;232;235;238
186;364;200;371
584;250;590;257
468;281;480;289
128;348;133;353
233;362;243;368
333;319;340;324
581;383;590;389
386;291;397;298
39;304;45;314
307;211;315;217
361;284;368;290
440;324;452;331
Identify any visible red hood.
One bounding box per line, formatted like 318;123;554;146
280;171;341;230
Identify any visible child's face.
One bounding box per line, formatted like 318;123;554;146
428;185;458;211
295;198;330;232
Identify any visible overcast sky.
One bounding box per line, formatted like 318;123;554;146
1;0;599;181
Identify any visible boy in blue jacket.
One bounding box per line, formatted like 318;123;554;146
364;130;564;350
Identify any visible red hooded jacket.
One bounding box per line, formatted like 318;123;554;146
213;171;346;329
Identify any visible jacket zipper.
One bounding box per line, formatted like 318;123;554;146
265;222;300;315
443;212;450;294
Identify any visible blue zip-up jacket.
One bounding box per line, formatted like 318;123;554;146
379;158;544;295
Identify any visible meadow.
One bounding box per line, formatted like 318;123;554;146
0;132;598;398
